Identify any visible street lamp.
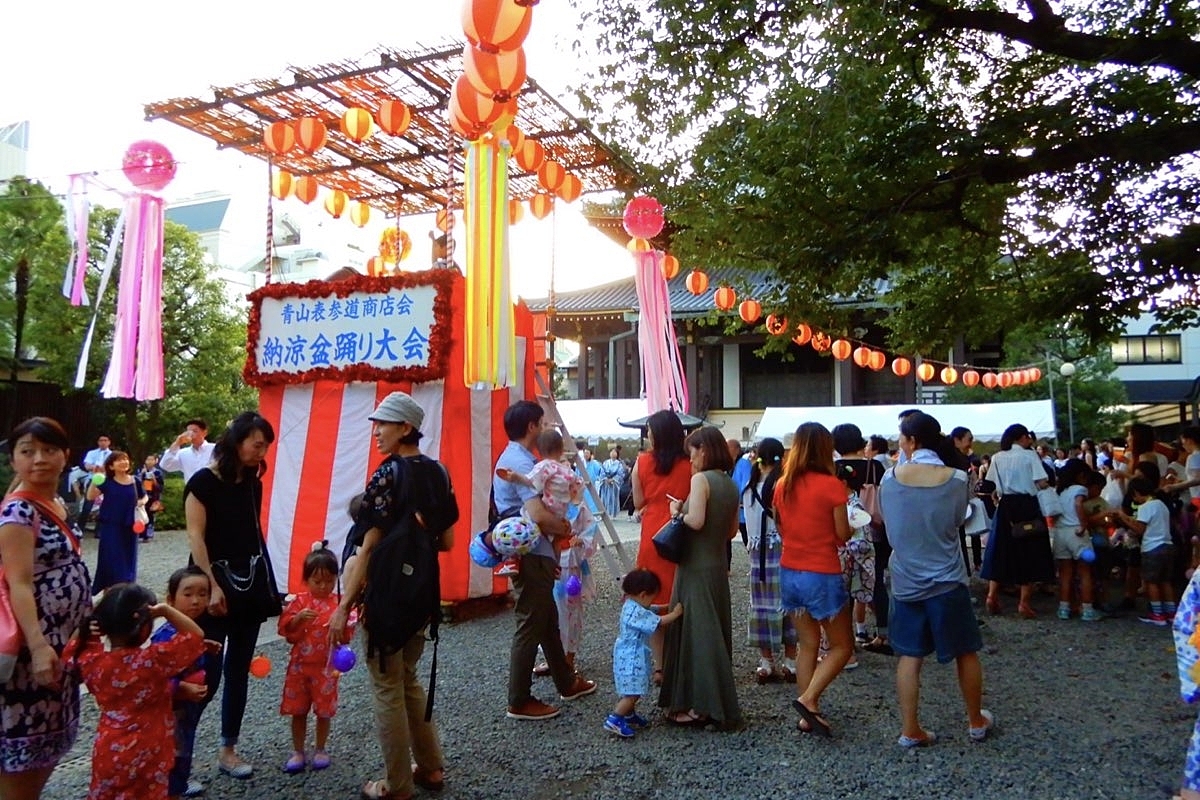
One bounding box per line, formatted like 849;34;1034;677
1059;362;1076;445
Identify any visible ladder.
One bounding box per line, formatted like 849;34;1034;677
535;370;634;580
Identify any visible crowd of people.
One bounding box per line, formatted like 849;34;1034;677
9;404;1200;799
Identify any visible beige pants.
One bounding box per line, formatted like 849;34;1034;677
365;630;444;796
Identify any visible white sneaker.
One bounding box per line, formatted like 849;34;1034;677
754;657;776;683
779;657;797;681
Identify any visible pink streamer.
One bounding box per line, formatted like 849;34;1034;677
633;250;689;413
101;194;165;401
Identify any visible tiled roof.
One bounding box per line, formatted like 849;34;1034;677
523;266;782;316
166;199;230;234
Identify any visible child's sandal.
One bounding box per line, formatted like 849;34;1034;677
310;750;331;770
283;752;305;774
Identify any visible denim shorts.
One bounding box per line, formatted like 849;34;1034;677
780;568;848;622
889;584;982;664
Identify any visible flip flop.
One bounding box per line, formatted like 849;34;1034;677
792;699;832;737
667;709;709;726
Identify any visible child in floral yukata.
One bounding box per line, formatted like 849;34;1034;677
278;545;354;773
65;583;205;800
1173;570;1200;799
604;569;683;738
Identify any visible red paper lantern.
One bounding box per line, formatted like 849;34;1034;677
1013;370;1027;386
661;254;680;280
340;107;374;143
626;237;653;253
121;140;176;191
556;173;582;203
376;100;412;136
324;189;349;219
916;362;936;382
765;314;788;336
811;332;831;352
508;198;524;225
529;192;554;219
962;369;980;387
463;0;533;53
537;160;566;192
515;139;545;171
868;350;887;371
892;357;912;377
998;371;1014;388
981;372;999;389
263;121;295;155
350;202;371;228
295;117;328;154
463;44;526;101
623;196;665;240
271;170;292;200
436;209;454;232
852;346;872;368
941;366;959;385
792;323;812;346
293;176;318;204
831;339;853;361
1028;367;1042;382
739;299;762;324
714;286;737;311
685;270;709;295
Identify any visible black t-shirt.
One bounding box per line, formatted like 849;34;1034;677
184;467;263;563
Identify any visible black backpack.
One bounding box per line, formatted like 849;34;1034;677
363;454;459;719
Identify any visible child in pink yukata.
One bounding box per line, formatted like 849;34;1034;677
65;583;205;800
278;545;354;773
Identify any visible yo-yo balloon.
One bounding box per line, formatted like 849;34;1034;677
330;645;357;673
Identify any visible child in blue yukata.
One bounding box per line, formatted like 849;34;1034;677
1172;569;1200;799
604;569;682;738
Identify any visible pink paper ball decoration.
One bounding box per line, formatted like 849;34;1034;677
121;140;176;191
622;196;665;240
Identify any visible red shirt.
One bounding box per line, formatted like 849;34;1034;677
773;471;846;574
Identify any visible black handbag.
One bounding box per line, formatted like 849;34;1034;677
652;516;688;563
211;483;283;620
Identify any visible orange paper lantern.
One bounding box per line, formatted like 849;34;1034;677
271;170;292;200
349;202;371;228
263;121;295;155
324;189;349;219
463;0;533;53
962;369;980;387
916;362;936;382
292;176;318;204
463;44;526;101
660;253;680;280
811;332;831;352
998;371;1014;388
868;350;887;371
515;139;545;171
940;366;959;385
366;256;383;276
537;160;566;193
295;117;328;154
891;357;912;377
1027;367;1042;382
452;75;506;129
1012;370;1027;386
685;270;709;295
739;299;762;324
981;371;999;389
626;237;653;253
831;339;853;360
556;173;582;203
340;107;374;143
505;125;525;151
714;286;737;311
508;198;524;225
852;346;872;368
376;100;412;136
529;192;554;219
765;314;788;335
792;323;812;346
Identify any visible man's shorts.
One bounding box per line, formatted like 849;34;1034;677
889;584;982;664
780;568;848;622
280;660;341;718
1141;544;1175;584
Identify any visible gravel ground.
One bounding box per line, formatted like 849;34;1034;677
40;523;1191;800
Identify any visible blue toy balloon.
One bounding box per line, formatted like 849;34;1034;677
330;645;357;672
565;574;582;597
1079;548;1096;563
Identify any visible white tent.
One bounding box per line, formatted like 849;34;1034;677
554;398;651;440
756;400;1057;444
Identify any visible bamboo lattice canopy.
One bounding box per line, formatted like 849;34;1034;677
144;42;639;215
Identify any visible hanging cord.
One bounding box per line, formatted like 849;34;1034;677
265;158;275;284
546;200;558;384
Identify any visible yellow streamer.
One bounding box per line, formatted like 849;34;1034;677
464;139;516;388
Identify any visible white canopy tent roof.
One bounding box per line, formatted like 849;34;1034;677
554;399;652;441
756;400;1057;444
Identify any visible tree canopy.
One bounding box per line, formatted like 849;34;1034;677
574;1;1200;353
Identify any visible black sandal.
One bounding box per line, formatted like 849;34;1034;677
792;699;831;737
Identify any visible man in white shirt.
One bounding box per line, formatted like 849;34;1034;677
78;435;112;532
160;418;216;484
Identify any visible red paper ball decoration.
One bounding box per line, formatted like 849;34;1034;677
660;254;680;279
868;350;887;371
295;117;328;154
463;44;527;101
508;198;524;225
271;170;292;200
962;369;980;387
685;270;709;295
981;371;998;389
739;299;762;324
376;100;412;136
892;357;912;377
529;192;554;219
811;332;832;352
831;339;853;361
715;287;737;311
292;176;318;204
122;140;176;191
792;323;812;346
765;314;788;336
263;121;295;155
340;107;374;143
463;0;533;54
623;196;665;240
941;366;959;385
852;346;872;368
